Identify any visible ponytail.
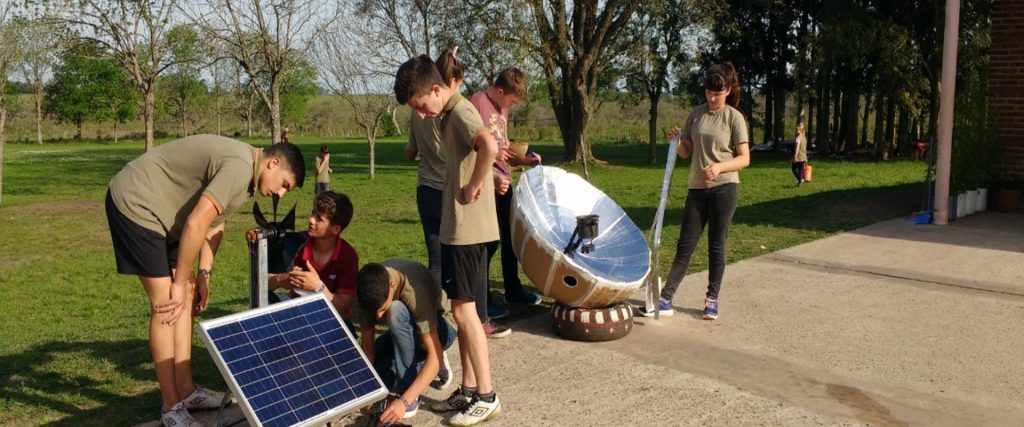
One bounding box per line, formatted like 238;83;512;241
435;47;465;87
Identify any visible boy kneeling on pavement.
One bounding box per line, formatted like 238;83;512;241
356;259;457;424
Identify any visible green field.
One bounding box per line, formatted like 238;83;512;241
0;136;927;425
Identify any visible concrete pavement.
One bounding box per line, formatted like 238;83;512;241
172;212;1024;427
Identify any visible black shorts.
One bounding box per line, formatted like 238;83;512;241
441;243;492;301
105;190;178;277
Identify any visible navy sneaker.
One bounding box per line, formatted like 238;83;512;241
637;298;673;317
505;290;542;306
431;350;453;390
487;304;509;320
703;298;719;320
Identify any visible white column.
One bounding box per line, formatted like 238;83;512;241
933;0;961;225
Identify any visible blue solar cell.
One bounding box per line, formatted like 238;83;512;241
199;295;386;427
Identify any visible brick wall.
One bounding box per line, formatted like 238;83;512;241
990;0;1024;178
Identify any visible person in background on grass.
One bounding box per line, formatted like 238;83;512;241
264;191;357;332
468;67;542;336
792;123;808;187
280;126;290;143
315;144;332;195
639;62;750;321
355;259;457;425
105;135;305;426
394;54;503;426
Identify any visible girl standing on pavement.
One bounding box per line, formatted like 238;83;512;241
640;62;750;320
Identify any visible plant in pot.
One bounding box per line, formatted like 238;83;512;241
993;175;1023;213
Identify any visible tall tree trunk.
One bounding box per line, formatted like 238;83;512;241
774;86;786;144
114;120;119;143
884;96;896;157
76;119;83;140
831;79;842;153
551;83;596;179
216;94;222;136
144;89;155;151
807;98;815;148
897;106;911;157
368;135;376;179
647;92;660;165
34;89;43;144
764;89;775;144
872;91;885;158
842;81;859;154
860;89;872;149
927;75;939;139
271;82;282;143
816;68;831;156
0;107;6;206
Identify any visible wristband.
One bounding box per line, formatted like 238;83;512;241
198;268;212;278
316;281;326;293
395;394;411;410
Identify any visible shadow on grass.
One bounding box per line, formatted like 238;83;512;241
1;338;225;426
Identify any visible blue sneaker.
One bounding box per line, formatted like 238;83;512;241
703;298;718;320
637;298;673;317
487;304;509;320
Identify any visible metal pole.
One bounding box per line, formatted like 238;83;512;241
933;0;961;225
248;231;269;309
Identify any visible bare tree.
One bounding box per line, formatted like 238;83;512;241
354;0;438;64
526;0;641;179
316;18;394;179
620;0;694;164
0;3;15;205
14;15;63;144
184;0;340;143
58;0;182;150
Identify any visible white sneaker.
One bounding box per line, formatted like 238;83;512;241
449;394;502;426
183;384;227;411
161;401;202;427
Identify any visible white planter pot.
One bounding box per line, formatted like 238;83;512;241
965;190;978;215
976;188;987;212
958;192;970;216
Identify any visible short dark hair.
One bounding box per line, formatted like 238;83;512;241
263;142;306;188
313;191;353;232
494;67;527;98
356;263;391;312
394;55;445;105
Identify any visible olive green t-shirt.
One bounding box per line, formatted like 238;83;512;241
407;112;445;190
795;134;808;162
682;103;749;189
315;155;331;184
356;259;445;335
109;134;259;240
439;93;499;245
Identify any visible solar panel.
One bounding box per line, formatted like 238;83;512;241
199;293;387;427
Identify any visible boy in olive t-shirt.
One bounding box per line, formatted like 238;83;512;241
393;55;503;426
106;135;305;425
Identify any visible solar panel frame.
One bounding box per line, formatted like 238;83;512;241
199;293;387;427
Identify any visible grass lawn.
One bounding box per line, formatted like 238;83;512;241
0;136;927;425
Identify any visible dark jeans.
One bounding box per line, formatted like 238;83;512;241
373;301;457;393
791;161;806;182
416;185;443;286
487;186;527;302
315;182;330;195
661;183;739;301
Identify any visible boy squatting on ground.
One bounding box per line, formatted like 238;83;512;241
355;259;458;425
105;135;305;427
263;191;358;332
395;55;503;426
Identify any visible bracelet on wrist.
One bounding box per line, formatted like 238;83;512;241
198;268;212;278
317;281;326;293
